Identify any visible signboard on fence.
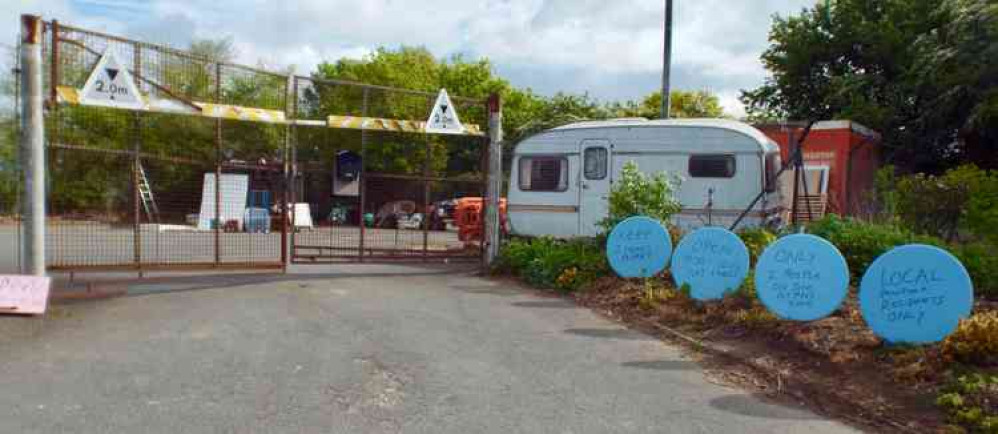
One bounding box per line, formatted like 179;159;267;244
425;89;466;135
859;244;973;344
79;50;144;110
755;234;850;321
670;227;750;300
0;275;51;315
606;216;672;278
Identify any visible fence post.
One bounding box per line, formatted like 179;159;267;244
484;93;503;269
19;15;45;276
282;74;293;270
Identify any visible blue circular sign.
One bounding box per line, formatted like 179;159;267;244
606;216;673;278
859;244;974;344
671;227;750;300
755;234;850;321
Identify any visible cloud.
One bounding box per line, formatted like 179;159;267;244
4;0;815;117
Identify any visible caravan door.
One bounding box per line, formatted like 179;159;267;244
579;139;612;236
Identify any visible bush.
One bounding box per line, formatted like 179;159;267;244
954;243;998;299
738;228;777;266
888;165;998;243
598;161;681;234
808;215;997;298
936;372;998;433
496;237;607;291
808;215;943;283
965;171;998;247
942;311;998;366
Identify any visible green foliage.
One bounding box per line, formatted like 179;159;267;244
964;171;998;248
937;371;998;433
894;165;992;241
942;311;998;366
497;237;607;291
743;0;998;172
606;90;727;119
598;161;681;234
808;215;944;284
732;271;760;305
808;215;997;297
876;165;998;246
871;166;900;224
738;228;777;266
953;243;998;299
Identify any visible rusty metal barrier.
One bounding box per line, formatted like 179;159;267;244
289;76;488;263
20;19;492;273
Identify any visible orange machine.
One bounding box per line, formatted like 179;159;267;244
454;197;508;244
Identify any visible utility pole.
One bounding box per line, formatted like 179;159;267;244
20;15;45;276
660;0;673;119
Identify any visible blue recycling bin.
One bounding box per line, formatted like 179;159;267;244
243;207;271;233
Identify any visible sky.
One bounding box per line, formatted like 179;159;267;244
3;0;818;118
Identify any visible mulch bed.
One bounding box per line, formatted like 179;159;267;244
566;276;996;433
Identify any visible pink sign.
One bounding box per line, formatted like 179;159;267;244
0;275;51;315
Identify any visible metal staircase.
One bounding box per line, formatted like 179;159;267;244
136;162;160;223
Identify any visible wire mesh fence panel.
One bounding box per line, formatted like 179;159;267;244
1;40;21;273
32;18;492;270
46;145;135;268
291;76;487;262
46;21;289;271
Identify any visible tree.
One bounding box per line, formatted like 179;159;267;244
741;0;996;173
912;0;998;170
608;90;726;119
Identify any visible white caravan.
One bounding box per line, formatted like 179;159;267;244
507;118;784;238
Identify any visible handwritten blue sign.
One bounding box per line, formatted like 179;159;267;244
755;234;849;321
859;244;974;344
671;227;750;300
606;216;673;278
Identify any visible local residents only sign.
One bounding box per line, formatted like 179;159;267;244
606;216;672;278
670;227;750;300
0;275;52;315
859;244;974;344
755;234;850;321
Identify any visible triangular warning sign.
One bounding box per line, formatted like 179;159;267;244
79;50;144;110
425;89;465;135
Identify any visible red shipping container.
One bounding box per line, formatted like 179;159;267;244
755;121;881;218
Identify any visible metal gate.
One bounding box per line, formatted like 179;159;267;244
289;77;489;263
20;18;492;273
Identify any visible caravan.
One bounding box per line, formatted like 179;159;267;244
507;118;784;237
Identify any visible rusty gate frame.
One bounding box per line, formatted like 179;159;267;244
30;17;497;273
287;75;492;264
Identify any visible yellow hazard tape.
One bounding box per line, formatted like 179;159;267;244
327;115;484;136
56;86;484;135
56;86;287;124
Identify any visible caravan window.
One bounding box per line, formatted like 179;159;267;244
519;157;569;191
583;147;608;180
689;155;736;178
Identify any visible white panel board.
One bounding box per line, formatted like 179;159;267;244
198;173;250;231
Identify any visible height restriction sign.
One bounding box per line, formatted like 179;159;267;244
425;89;466;135
79;50;144;110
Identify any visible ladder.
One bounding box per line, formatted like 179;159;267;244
136;162;160;223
